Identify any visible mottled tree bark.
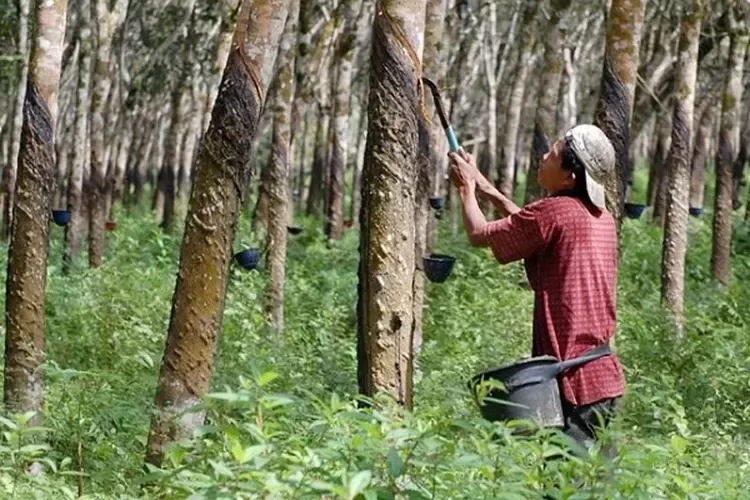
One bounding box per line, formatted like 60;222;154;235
349;106;367;221
252;157;270;234
480;1;500;198
325;0;363;240
4;0;68;421
630;17;722;145
357;0;426;409
305;104;330;216
594;0;646;225
559;46;578;134
178;85;203;199
161;87;188;234
63;0;92;274
499;0;538;199
1;0;30;242
304;17;336;216
163;4;198;232
146;0;291;466
265;0;300;332
203;0;242;131
661;1;703;337
133;110;159;209
650;113;672;224
525;0;572;204
108;113;131;218
711;21;748;286
732;94;750;210
53;111;71;211
413;0;446;368
689;103;715;210
88;0;127;267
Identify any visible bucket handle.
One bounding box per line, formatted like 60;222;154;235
503;344;612;393
554;343;612;374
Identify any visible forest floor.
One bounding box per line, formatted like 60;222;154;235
1;184;750;498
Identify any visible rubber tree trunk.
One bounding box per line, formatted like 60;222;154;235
203;0;242;130
711;21;749;286
413;0;446;370
732;94;750;210
689;103;715;210
349;107;367;222
499;0;538;199
133;110;157;209
303;18;336;216
660;1;703;338
593;0;646;226
1;0;30;242
252;155;270;234
108;112;131;218
629;18;721;145
650;113;672;224
178;85;203;200
63;0;92;274
4;0;68;422
305;104;330;216
264;0;300;333
325;0;363;241
53;111;70;210
525;0;572;204
145;0;291;467
357;0;426;409
480;1;500;197
559;46;578;134
152;109;171;223
161;88;188;234
88;0;126;267
288;0;315;141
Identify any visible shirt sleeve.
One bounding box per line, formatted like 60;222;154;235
482;202;550;264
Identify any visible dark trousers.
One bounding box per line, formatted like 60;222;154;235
561;396;622;459
542;397;622;499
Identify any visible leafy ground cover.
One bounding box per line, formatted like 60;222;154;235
0;183;748;498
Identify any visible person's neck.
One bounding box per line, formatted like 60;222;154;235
550;188;576;198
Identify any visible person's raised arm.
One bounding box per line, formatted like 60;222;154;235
457;183;489;247
475;170;521;217
448;148;521;217
447;150;488;246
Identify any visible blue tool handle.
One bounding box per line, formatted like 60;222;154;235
446;126;460;153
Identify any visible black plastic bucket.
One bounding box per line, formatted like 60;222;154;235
468;356;565;428
689;206;703;217
424;253;456;283
287;226;303;235
468;344;612;428
51;210;71;227
624;203;646;219
429;197;446;210
234;248;260;270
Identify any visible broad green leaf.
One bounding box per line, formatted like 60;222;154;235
208;459;234;478
258;371;279;386
348;470;372;499
671;435;688;454
387;447;405;478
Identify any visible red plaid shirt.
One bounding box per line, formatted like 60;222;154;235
483;196;626;406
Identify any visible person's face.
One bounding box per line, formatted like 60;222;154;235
537;138;577;193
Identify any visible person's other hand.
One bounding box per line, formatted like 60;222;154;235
448;147;478;191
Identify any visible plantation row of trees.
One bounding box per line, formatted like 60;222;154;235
1;0;749;467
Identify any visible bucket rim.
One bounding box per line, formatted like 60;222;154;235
425;253;456;262
468;355;559;388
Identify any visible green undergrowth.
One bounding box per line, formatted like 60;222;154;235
0;204;748;499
